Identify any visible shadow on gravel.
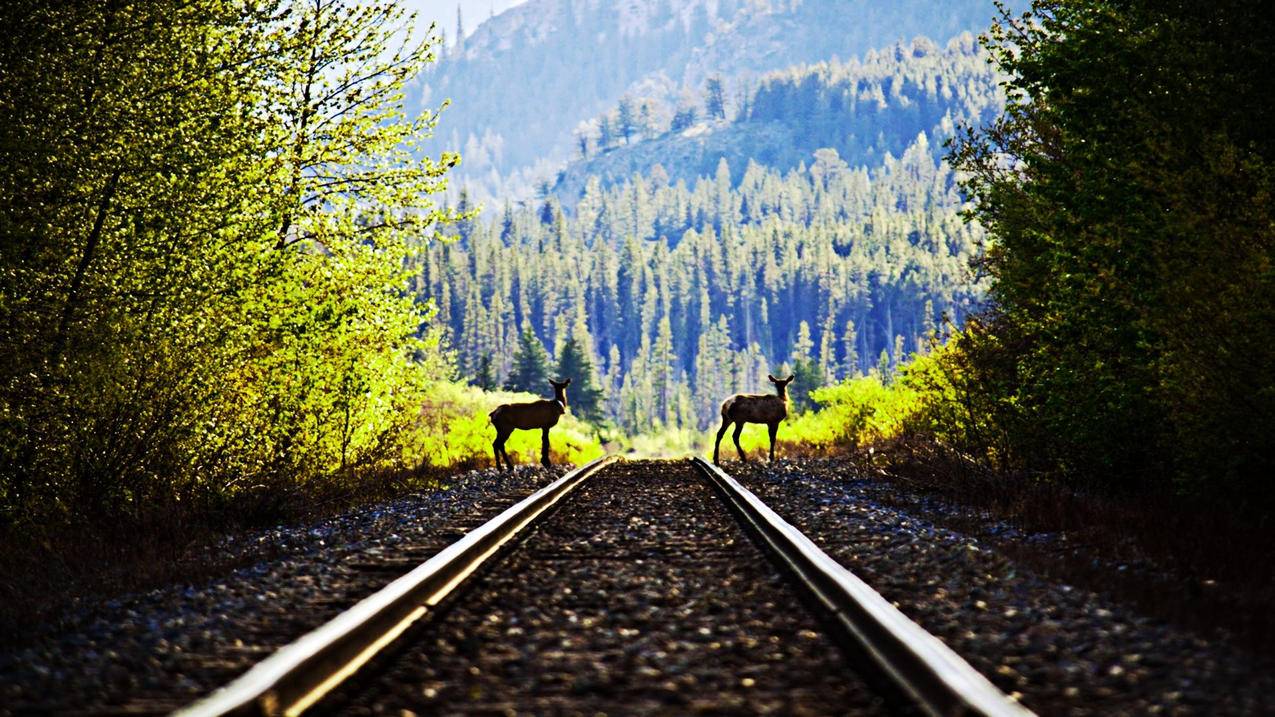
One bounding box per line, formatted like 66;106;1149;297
0;457;501;646
721;437;1275;661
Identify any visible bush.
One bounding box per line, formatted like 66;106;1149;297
731;372;919;457
411;382;603;468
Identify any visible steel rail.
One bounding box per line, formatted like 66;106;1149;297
691;456;1035;717
174;454;621;717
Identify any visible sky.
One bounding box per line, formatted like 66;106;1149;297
395;0;529;39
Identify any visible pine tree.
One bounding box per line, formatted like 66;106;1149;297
705;76;727;120
556;335;604;423
671;104;697;132
790;358;824;413
617;97;636;145
791;320;814;365
500;201;516;242
598;115;614;149
818;314;838;378
474;353;497;391
505;326;552;394
843;319;860;377
454;5;465;54
875;349;891;382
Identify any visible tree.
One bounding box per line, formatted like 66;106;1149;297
505;326;552;394
598;115;614;149
0;0;460;526
843;320;860;377
617;97;637;145
705;76;727;120
473;353;498;391
639;101;654;139
818;315;838;378
455;5;465;54
791;320;814;365
671;104;697;132
950;0;1275;505
556;336;605;423
789;358;825;413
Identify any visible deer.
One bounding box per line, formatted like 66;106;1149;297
713;374;795;464
489;378;571;471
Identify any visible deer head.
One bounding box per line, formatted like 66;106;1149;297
767;374;795;400
549;378;571;408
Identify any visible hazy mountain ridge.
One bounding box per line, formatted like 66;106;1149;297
419;0;1013;199
553;35;1003;204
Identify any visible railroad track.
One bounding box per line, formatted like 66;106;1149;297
176;456;1033;716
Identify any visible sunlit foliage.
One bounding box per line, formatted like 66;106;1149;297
0;0;461;529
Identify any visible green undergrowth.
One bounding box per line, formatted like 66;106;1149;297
416;382;604;468
735;374;921;457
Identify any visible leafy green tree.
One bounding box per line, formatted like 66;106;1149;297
0;0;459;526
505;326;552;394
949;0;1275;506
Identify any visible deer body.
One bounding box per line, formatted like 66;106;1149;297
713;374;794;464
490;379;570;470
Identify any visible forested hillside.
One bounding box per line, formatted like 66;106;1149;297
418;134;980;434
554;34;1003;201
421;0;1015;198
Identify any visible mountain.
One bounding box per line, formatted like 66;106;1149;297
417;132;983;432
416;0;1015;199
551;34;1002;204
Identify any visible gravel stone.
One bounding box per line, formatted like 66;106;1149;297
729;457;1275;716
0;466;563;715
320;459;889;716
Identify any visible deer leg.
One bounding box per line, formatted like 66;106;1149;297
493;428;513;471
732;422;747;462
714;418;731;464
768;422;779;462
540;427;551;468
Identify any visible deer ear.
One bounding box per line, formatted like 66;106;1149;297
786;374;795;383
562;378;571;386
767;374;779;383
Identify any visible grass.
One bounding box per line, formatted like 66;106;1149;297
412;381;604;467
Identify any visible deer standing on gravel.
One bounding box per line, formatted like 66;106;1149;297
713;374;795;464
490;378;571;470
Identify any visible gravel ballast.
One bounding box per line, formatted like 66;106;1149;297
730;457;1275;716
0;465;563;715
5;456;1271;715
321;459;889;716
